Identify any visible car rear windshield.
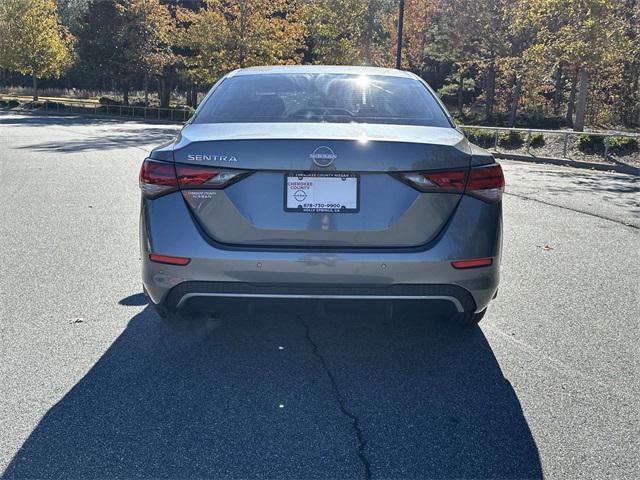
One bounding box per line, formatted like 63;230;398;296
193;73;452;127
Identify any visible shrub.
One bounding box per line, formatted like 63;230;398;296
450;111;463;124
21;101;44;110
515;114;567;130
460;111;490;126
465;128;495;148
1;99;20;108
98;96;121;105
94;104;194;122
437;77;476;105
576;134;605;153
529;133;545;148
43;100;67;110
607;136;638;154
498;130;525;149
176;105;195;114
157;105;195;120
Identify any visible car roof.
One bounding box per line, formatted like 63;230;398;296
228;65;416;79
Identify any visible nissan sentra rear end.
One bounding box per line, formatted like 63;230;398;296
140;66;503;325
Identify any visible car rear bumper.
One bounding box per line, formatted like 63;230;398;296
161;281;478;312
140;192;501;313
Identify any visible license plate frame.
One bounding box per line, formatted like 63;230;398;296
284;172;360;213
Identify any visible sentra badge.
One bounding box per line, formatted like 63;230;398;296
187;154;237;162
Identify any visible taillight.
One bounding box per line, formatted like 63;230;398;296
466;164;504;202
139;159;178;198
175;164;250;189
139;159;251;198
393;163;504;203
395;170;467;192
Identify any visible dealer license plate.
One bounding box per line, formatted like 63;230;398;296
285;173;359;213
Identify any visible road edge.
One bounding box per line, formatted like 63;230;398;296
496;152;640;176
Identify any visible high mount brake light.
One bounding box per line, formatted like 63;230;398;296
139;159;251;198
394;163;504;203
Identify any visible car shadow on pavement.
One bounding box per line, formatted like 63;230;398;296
506;166;640;213
2;296;542;479
0;111;179;128
1;113;178;153
16;133;176;153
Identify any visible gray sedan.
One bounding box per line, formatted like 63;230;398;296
139;65;504;325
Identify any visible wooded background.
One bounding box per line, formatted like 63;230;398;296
0;0;638;131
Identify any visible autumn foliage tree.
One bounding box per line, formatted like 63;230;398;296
522;0;626;130
177;0;305;85
389;0;438;73
76;0;175;106
303;0;397;66
0;0;74;100
616;0;640;126
303;0;367;64
1;0;639;130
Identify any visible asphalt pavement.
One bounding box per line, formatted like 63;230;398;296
0;112;638;479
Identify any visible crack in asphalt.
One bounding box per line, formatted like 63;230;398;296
298;315;372;480
505;191;640;229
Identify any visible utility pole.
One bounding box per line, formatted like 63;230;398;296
395;0;405;69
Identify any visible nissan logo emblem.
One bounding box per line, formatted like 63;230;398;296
310;146;337;167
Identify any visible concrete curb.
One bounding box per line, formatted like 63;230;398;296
495;152;640;176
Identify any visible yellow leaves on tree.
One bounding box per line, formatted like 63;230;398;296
396;0;438;72
115;0;176;79
524;0;623;70
303;0;368;65
0;0;74;100
177;0;305;84
518;0;627;130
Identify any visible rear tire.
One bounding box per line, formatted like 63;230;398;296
453;308;486;326
144;285;189;322
150;299;190;323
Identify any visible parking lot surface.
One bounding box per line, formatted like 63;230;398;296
1;113;638;479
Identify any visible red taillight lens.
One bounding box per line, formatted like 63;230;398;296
175;164;251;189
149;253;191;266
176;165;219;186
451;257;493;269
139;160;252;198
466;164;504;202
396;170;467;192
139;159;178;198
422;170;468;189
394;163;504;203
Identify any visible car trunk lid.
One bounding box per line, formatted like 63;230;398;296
173;122;471;248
